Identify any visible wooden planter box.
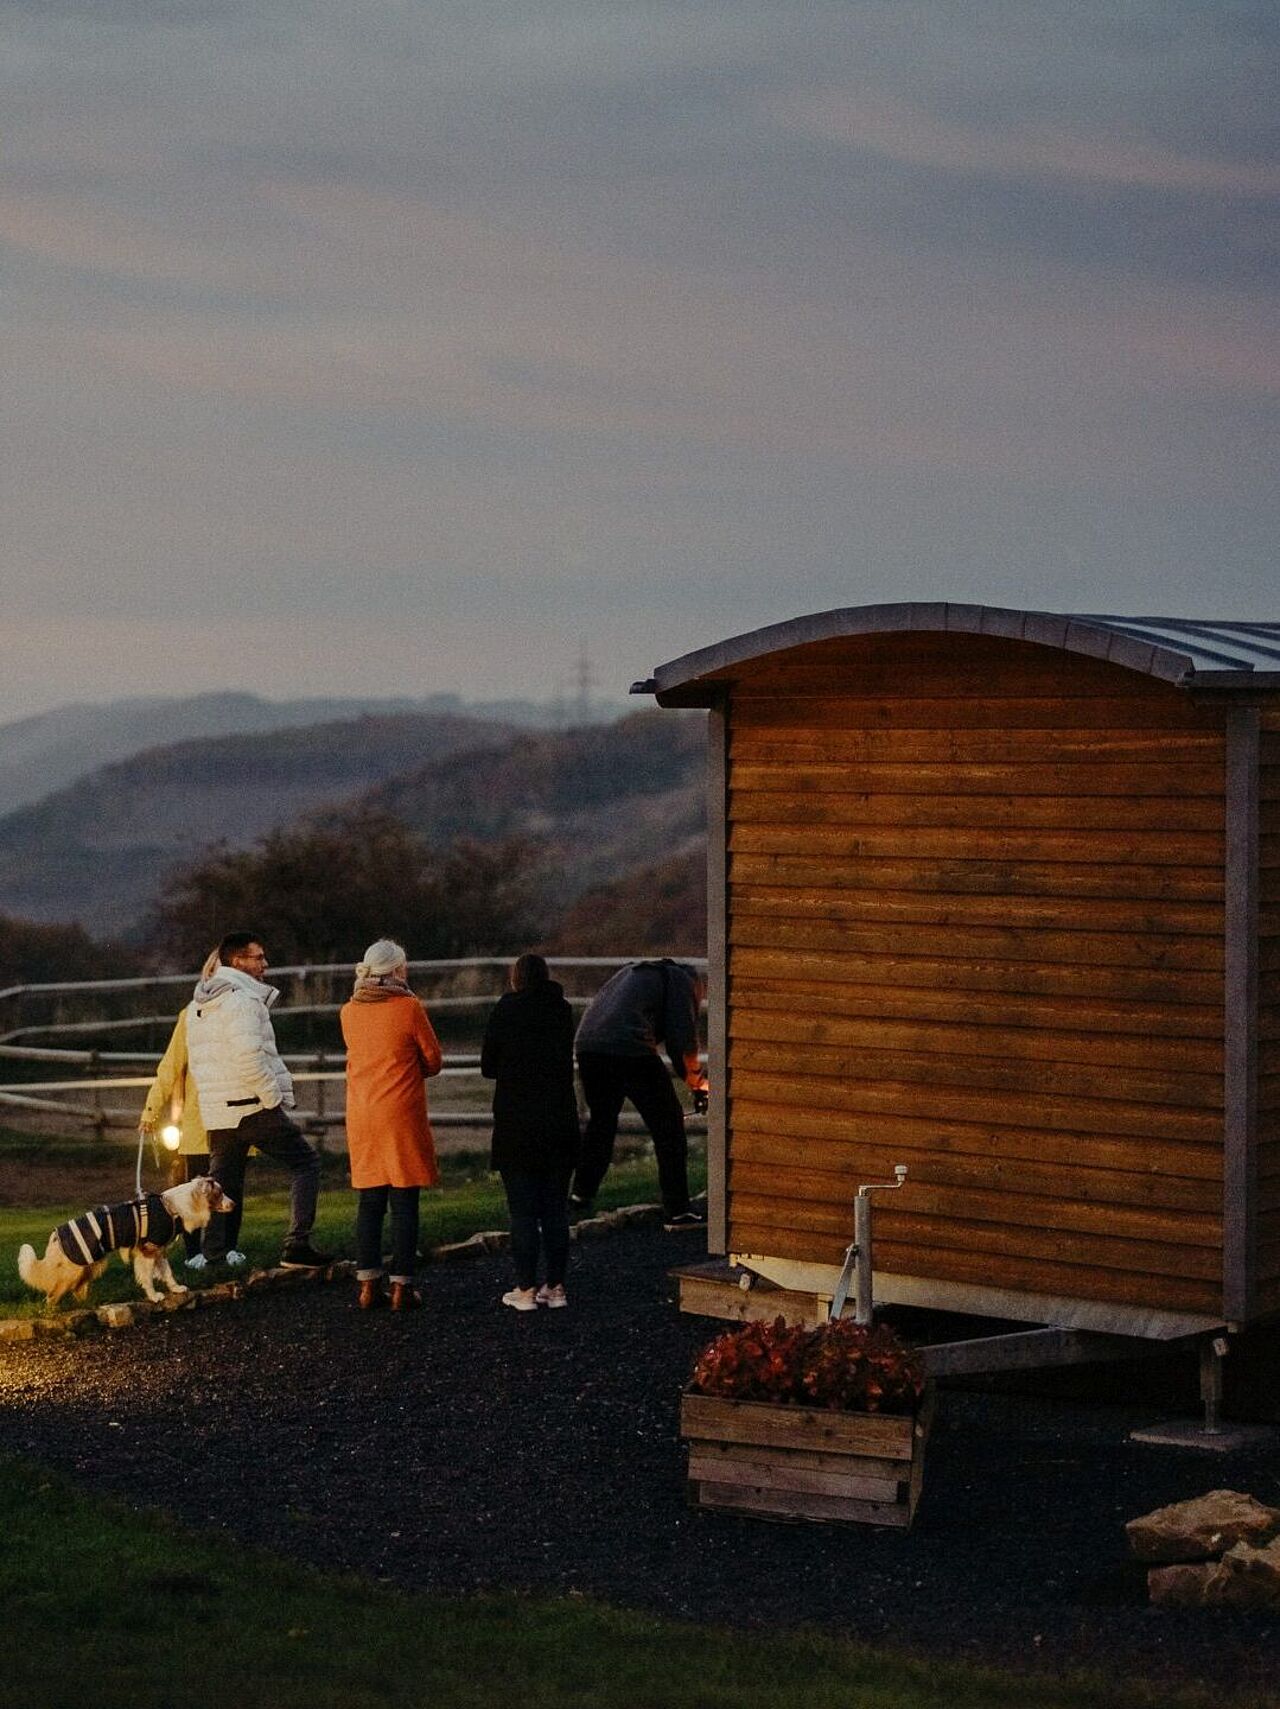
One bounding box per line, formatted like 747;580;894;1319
681;1386;933;1529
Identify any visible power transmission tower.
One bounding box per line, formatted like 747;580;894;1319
572;642;596;725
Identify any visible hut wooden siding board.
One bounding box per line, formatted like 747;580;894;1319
641;610;1280;1334
722;637;1228;1317
1258;721;1280;1312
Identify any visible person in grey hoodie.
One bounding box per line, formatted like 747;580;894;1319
187;931;332;1269
571;958;708;1229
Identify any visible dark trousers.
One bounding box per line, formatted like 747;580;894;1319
355;1186;420;1283
206;1105;320;1259
168;1152;211;1259
574;1052;689;1215
501;1168;571;1290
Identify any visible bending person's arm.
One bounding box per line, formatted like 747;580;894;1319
664;974;706;1091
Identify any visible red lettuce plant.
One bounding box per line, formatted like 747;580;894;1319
690;1316;925;1415
688;1317;812;1406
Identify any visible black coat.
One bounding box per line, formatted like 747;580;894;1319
480;981;581;1173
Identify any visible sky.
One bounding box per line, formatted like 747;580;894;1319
1;0;1276;720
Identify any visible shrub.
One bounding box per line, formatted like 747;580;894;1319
690;1316;926;1416
145;809;547;965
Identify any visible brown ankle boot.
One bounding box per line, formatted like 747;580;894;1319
357;1278;387;1310
389;1282;422;1311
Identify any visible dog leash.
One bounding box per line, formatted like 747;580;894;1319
133;1126;160;1198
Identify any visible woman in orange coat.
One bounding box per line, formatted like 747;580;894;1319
341;938;442;1311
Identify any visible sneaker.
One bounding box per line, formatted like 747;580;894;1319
663;1210;707;1232
224;1249;248;1267
280;1242;332;1270
501;1287;539;1312
535;1283;568;1309
183;1253;208;1272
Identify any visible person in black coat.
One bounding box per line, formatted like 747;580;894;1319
481;953;581;1311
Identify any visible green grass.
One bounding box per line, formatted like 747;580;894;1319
0;1151;703;1317
0;1457;1265;1709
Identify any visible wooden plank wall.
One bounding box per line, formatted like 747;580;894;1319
723;633;1229;1317
1257;713;1280;1316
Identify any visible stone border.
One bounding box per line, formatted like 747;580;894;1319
0;1203;665;1344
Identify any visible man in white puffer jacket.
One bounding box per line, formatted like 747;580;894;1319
187;931;332;1270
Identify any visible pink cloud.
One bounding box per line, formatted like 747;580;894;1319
777;91;1280;198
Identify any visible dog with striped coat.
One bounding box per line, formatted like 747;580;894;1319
18;1176;234;1309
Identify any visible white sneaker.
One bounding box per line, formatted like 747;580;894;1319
535;1284;568;1308
225;1250;248;1268
501;1287;538;1312
184;1253;208;1272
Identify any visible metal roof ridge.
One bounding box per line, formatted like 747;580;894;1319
640;603;1207;698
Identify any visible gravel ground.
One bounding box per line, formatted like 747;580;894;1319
1;1225;1278;1696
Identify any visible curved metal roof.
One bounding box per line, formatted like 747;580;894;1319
635;604;1280;703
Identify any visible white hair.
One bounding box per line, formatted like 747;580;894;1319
356;938;408;979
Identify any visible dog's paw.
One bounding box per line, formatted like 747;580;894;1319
168;1282;189;1295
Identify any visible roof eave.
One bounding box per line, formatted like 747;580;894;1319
633;603;1204;701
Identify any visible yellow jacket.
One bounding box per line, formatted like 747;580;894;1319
140;1009;209;1156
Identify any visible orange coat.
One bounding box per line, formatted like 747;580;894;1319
340;995;443;1189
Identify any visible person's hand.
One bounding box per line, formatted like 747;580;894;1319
138;1119;156;1137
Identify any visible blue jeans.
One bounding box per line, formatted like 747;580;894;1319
501;1168;571;1290
356;1185;420;1284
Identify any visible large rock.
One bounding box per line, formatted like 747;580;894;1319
1148;1564;1207;1607
1126;1490;1280;1562
1150;1538;1280;1609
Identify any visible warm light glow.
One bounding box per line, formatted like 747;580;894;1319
160;1123;182;1151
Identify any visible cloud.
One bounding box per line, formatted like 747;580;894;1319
0;0;1275;721
778;90;1280;198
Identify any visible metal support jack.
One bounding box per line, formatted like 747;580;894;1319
829;1165;907;1325
1129;1334;1273;1452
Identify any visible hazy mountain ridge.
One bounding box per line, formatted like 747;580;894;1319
0;706;708;946
0;712;518;931
360;712;707;905
0;689;618;819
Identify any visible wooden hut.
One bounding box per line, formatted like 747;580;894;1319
638;605;1280;1339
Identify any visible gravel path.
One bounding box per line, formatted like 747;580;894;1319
1;1226;1278;1696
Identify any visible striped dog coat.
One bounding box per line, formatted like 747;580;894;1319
54;1193;179;1266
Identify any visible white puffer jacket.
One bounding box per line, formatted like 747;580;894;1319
186;965;295;1132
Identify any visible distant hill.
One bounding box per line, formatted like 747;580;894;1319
0;712;518;933
0;690;618;818
0;704;709;948
360;711;708;908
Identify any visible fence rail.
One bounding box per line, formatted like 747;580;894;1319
0;956;708;1140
